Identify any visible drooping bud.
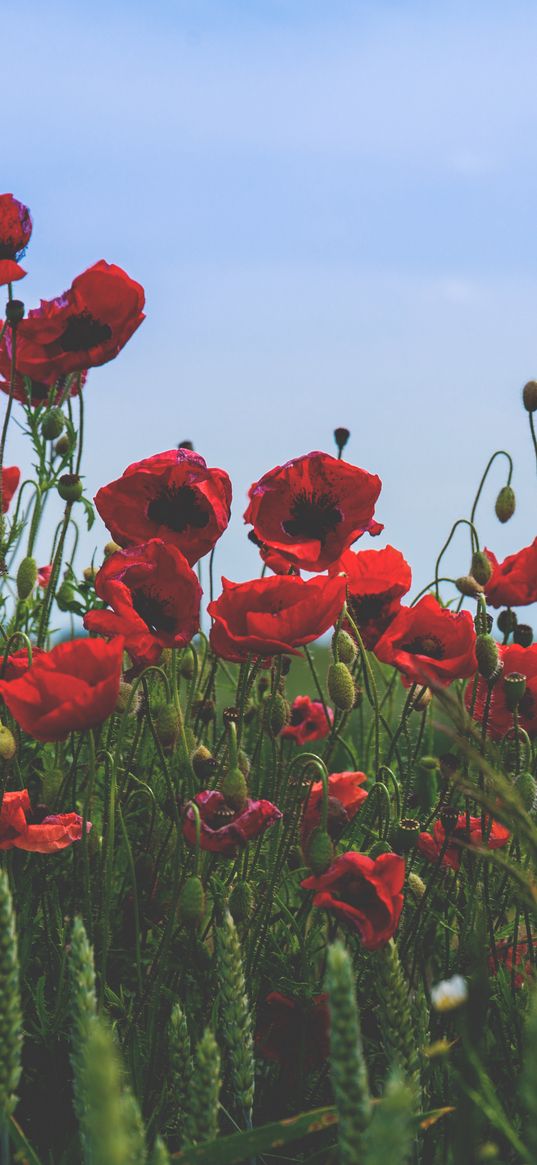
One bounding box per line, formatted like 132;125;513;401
40;408;64;441
504;672;527;711
104;540;121;558
332;629;357;665
522;380;537;413
83;566;97;584
497;608;517;636
155;703;181;750
334;427;351;456
179;649;195;680
191;745;216;783
115;681;140;717
393;818;420;854
305;826;334;874
495;485;516;523
327;661;355;712
229;882;255;923
470;550;493;586
220;767;248;812
476;634;501;680
411;686;432;711
456;575;484;598
178;875;205;927
0;724;16;761
514;771;537;813
54;433;71;457
262;691;290;737
514;624;534;648
6;299;24;326
407;872;426;900
474;608;493;635
57;473;83;503
16;556;37;600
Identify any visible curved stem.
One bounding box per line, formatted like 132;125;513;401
470;449;513;525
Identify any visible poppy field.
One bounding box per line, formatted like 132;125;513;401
1;191;537;1164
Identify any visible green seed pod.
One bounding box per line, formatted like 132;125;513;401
220;766;248;811
504;672;527;711
471;550;493;586
419;755;439;771
326;942;372;1165
57;473;83;502
229;881;255;923
178;876;205;926
514;771;537;814
495;485;516;523
191;745;216;782
514;623;534;648
41;408;65;440
455;575;484;598
262;691;290;736
476;634;501;679
155;703;181;749
237;748;251;778
497;608;517;635
332;629;357;665
327;661;355;712
54;433;71;457
305;826;334;875
0;869;23;1120
522;380;537;413
16;555;37;600
0;724;16;761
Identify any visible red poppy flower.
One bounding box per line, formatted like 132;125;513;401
84;539;201;668
248;529;295;575
465;644;537;739
0;636;124;742
301;771;368;847
0;339;88;403
37;565;52;589
333;545;412;649
484;539;537;608
2;466;20;513
0;194;32;285
281;695;333;745
0;646;45;681
182;790;282;855
489;938;535;989
244;451;383;572
3;261;144;380
208;573;346;663
95;448;231;566
301;850;405;950
0;789;89;853
417;815;510;872
374;594;477;686
256;992;330;1075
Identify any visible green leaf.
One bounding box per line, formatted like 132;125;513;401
172;1106;337;1164
9;1115;45;1165
81;496;95;531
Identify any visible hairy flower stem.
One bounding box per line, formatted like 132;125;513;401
37;502;73;647
0;321;16;546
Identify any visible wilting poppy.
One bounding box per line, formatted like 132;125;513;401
95;448;231;566
301;850;405;950
0;636;124;742
244;451;383;572
84;539;201;667
281;695;333;745
484;539;537;608
465;643;537;739
333;544;412;649
374;594;477;686
182;790;282;855
208;572;346;662
3;261;144;380
417;814;510;872
0;789;89;853
256;992;330;1075
1;466;20;513
301;771;368;848
0;194;32;285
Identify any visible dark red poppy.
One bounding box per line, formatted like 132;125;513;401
417;815;510;872
301;850;405;950
3;261;144;380
208;573;346;663
84;539;201;668
374;594;477;686
484;539;537;608
333;545;412;649
0;789;89;853
489;938;535;988
281;695;333;745
0;646;45;681
244;451;383;572
1;466;20;513
0;636;124;742
182;790;282;856
256;992;330;1075
95;448;231;566
0;194;32;285
465;644;537;739
301;771;368;848
0;339;88;403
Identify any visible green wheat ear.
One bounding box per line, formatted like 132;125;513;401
79;1014;147;1165
165;1001;193;1143
375;940;422;1103
183;1028;221;1147
150;1136;171;1163
215;908;255;1116
69;915;97;1141
0;869;23;1124
364;1071;415;1165
326;941;372;1165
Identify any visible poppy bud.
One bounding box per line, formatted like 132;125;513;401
178;874;205;926
411;686;432;711
104;540;122;558
305;826;334;874
514;771;537;813
83;566;97;583
456;575;484;598
393;818;420;853
40;408;64;441
470;551;493;586
476;634;501;680
155;703;180;749
54;433;71;457
514;623;533;648
439;806;459;834
6;299;24;325
334;427;350;455
191;697;216;725
16;556;37;600
495;485;516;523
220;766;248;811
262;691;290;737
0;724;16;760
327;661;355;711
331;629;357;665
497;608;517;636
57;473;83;502
522;380;537;413
229;881;255;923
408;872;426;899
420;755;440;771
368;839;392;857
179;649;195;680
178;439;194;450
115;681;140;716
55;578;77;611
504;672;526;711
191;745;216;782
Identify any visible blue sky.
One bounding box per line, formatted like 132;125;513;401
3;0;537;622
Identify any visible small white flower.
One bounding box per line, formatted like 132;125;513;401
430;975;468;1012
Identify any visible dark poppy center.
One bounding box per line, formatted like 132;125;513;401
282;490;342;543
401;635;444;659
147;484;210;534
349;593;388;623
59;311;112;352
131;589;177;635
290;704;308;726
0;242;17;260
